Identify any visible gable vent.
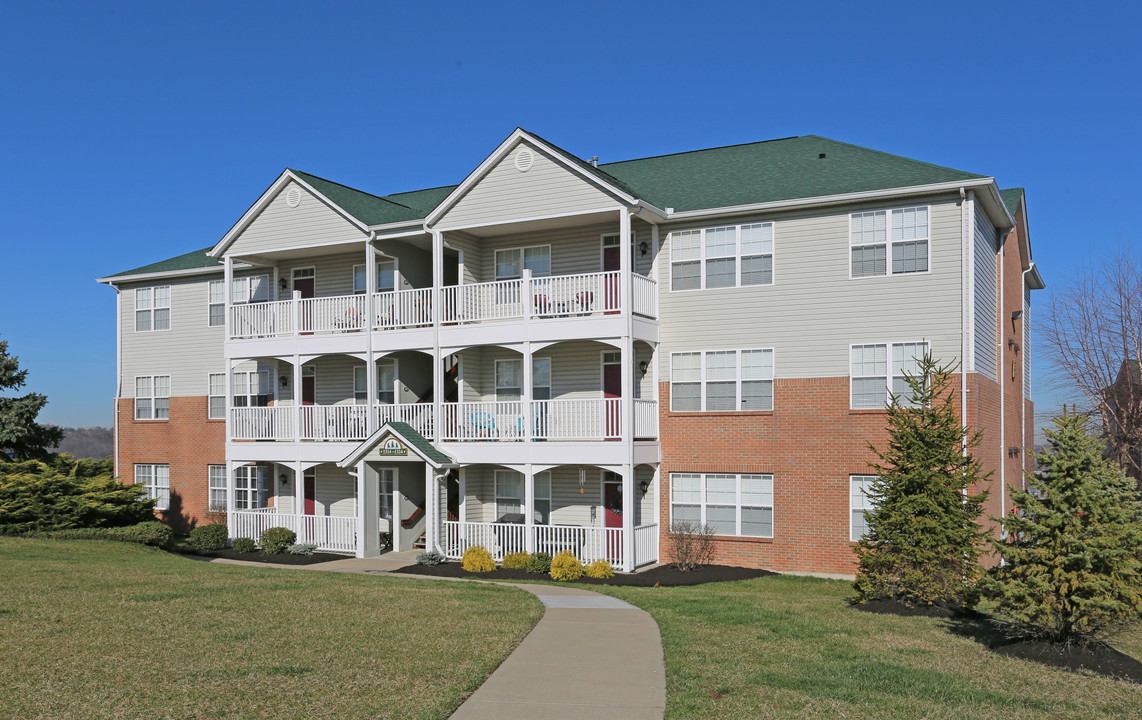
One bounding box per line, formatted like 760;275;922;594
514;148;534;173
285;187;302;208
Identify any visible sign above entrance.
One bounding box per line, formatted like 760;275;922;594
378;438;408;456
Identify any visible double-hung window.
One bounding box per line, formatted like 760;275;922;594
135;375;170;420
232;370;270;407
850;341;928;408
135;464;170;510
135;286;171;332
234;465;269;510
353;261;397;294
208;465;227;512
533;471;551;524
495;470;523;520
231;275;270;303
208;280;225;327
670;349;774;411
670;472;774;537
494;358;550;401
670;223;774;291
495;245;551;280
208;373;226;419
850;207;929;277
355;361;397;404
850;475;877;541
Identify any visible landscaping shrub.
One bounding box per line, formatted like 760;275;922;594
111;521;172;547
416;549;445;565
287;543;317;556
526;552;552;574
585;559;614;579
461;545;496;573
502;551;530;569
550;550;584;581
232;537;257;553
667;520;715;571
0;458;154;533
853;354;989;611
259;527;296;554
982;413;1142;644
188;523;228;552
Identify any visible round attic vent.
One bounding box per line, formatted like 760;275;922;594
285;187;302;208
514;148;534;173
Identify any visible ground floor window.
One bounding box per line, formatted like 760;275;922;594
670;472;773;537
850;475;877;541
234;465;269;510
135;464;170;510
208;465;226;512
494;469;551;523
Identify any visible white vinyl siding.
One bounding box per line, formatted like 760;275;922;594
851;475;877;541
670;223;774;291
670;473;773;537
973;209;999;379
225;180;369;257
135;464;170;510
135;286;170;332
208;373;225;419
234;465;269;510
850;341;927;409
208;280;225;326
851;207;929;278
208;465;226;512
670;349;774;411
1024;288;1031;397
134;375;170;420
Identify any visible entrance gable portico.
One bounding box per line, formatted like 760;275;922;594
338;421;456;469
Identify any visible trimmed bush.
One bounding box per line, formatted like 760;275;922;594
287;542;317;556
232;537;257;553
585;559;614;579
20;521;171;547
550;550;584;582
260;527;296;554
667;520;715;572
502;551;530;570
526;552;552;574
461;545;496;573
188;523;228;552
416;549;445;566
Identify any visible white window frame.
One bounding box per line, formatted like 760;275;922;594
135;464;170;510
134;375;170;420
207;372;226;419
849;341;928;409
495;244;551;280
494;358;522;401
234;465;269;510
668;223;775;292
669;472;774;538
494;469;524;521
849;206;931;279
850;475;877;541
208;280;225;327
669;349;775;412
135;286;171;332
208;465;227;512
353;259;397;294
533;471;551;525
231;274;270;303
232;370;270;408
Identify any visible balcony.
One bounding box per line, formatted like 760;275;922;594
226;271;656;341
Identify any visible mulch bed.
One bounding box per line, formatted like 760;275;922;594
393;562;774;586
175;547;349;566
851;598;980;619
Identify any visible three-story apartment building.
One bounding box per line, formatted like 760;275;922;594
98;129;1043;574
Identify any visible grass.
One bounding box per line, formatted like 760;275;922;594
0;538;543;720
588;575;1142;719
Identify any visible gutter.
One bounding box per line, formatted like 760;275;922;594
961;188;971;460
111;282;122;479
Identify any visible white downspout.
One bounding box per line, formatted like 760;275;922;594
112;283;122;479
960;188;970;458
997;230;1006;530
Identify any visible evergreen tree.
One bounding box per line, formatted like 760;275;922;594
853;353;990;609
0;457;154;533
0;337;63;459
983;413;1142;644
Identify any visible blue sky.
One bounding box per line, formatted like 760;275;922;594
1;1;1138;430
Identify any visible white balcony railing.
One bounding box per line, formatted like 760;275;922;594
231;509;356;554
632;273;657;318
441;279;524;324
300;404;369;441
374;288;433;330
634;398;659;439
298;294;367;334
373;403;434;439
532;398;622;440
230;403;435;442
230;406;294;440
441;521;635;566
229;300;293;339
528;271;620;316
441;401;524;441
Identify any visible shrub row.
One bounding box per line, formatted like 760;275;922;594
448;546;613;581
21;520;172;547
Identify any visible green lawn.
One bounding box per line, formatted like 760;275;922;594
0;538;543;720
593;576;1142;720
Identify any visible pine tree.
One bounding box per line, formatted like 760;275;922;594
983;413;1142;644
0;336;64;460
853;353;990;609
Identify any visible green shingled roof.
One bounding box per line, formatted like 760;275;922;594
291;170;427;226
105;245;219;279
999;187;1024;217
384;421;453;465
599;135;985;212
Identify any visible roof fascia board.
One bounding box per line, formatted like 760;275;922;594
227;235;370;260
425;129;637;227
433;205;626;234
367;219;428;233
208;170;369;258
665;177;997;222
95;263;243;285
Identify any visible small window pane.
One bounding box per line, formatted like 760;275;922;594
892;207;928;241
534;472;551;500
706;505;735;535
741;475;773;506
741;350;774;380
705;352;736;381
495;249;521;279
705;475;736;504
741;380;773;410
705;382;735;411
135;288;152;310
154;376;170;397
135;398;151;420
209;396;226;418
671;260;700;291
851;211;886;245
671;474;701;503
672;353;701;382
209;280;225;304
740;224;773;255
852;345;887;376
740;255;773;286
671;230;701;261
136;377;152;397
671;504;700;524
209;373;225;396
153;308;170;330
378;261;396;292
742;507;773;537
704;227;735;257
154;286;170;307
892;240;928;273
852;377;886;409
671;383;700;411
852;245;887;277
705;257;736;288
524;247;551;276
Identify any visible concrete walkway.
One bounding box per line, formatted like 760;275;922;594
202;552;667;719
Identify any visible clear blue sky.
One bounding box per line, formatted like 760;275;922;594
1;1;1137;430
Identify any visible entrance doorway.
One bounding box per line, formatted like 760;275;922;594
303;468;316;515
293;268;315;333
603;472;623;564
603;351;621;438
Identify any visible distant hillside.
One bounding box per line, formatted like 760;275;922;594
55;427;113;459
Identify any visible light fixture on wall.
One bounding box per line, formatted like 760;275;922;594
639;241;649;256
638;360;648;375
1011;310;1024;321
279;473;289;488
279;375;289;389
279;277;289;292
639;480;650;494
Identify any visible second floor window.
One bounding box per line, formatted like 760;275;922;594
208;280;225;326
670;223;774;291
135;286;170;332
208;373;225;419
135;375;170;420
231;275;270;303
850;207;929;278
494;358;550;401
232;370;270;407
354;261;396;294
670;349;774;412
495;245;550;280
354;361;397;404
850;341;928;408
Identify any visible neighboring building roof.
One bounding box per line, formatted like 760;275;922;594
104;245;220;280
999;187;1025;217
599;135;985;213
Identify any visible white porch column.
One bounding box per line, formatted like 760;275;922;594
223;255;233;339
651;341;660;438
649;224;660;282
224;357;233;448
621;463;635;572
225;459;236;540
458;467;467;525
392;468;402;552
356;461;380;558
365;242;377;434
619;210;631;312
524;464;535;554
522;267;532;320
293;461;305;541
292;355;301;442
522;341;532;442
425;463;436;553
431;231;444;458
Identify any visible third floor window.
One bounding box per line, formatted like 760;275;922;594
670;223;774;291
850;207;929;278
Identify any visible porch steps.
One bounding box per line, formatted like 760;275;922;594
413;532;426;550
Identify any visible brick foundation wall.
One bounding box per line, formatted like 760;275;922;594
116;397;225;534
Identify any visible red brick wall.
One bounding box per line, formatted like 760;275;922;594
116;397;225;533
